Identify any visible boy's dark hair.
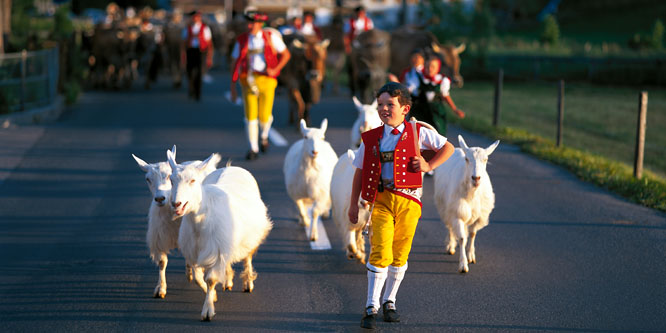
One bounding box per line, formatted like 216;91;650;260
355;6;365;13
376;82;412;107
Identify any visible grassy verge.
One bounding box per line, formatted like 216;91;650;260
450;81;666;212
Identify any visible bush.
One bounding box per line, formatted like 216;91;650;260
541;15;560;46
63;80;80;105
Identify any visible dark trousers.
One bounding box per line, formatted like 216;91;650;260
186;48;204;100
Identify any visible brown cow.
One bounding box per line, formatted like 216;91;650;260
389;27;466;88
280;34;330;127
350;29;391;104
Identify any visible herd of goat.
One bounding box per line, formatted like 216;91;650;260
131;98;500;320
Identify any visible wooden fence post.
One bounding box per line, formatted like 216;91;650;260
556;80;564;147
634;91;648;178
493;69;503;126
20;49;27;111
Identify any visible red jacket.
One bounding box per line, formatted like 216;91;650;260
360;122;423;203
232;30;280;82
186;23;211;51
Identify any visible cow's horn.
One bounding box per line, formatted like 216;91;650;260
455;43;466;54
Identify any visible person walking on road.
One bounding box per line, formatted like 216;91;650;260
407;56;465;136
182;10;213;101
348;82;455;329
230;10;291;161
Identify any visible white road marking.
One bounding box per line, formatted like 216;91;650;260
305;207;331;250
268;128;288;147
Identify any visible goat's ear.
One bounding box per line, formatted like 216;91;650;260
205;153;222;169
198;153;217;171
485;140;500;156
431;41;441;54
171;145;177;159
458;135;469;150
371;99;378;109
320;118;328;133
166;149;178;170
299;119;308;136
352;96;362;109
132;154;150;172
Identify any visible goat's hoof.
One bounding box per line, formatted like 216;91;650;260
310;236;317;242
243;287;253;293
458;266;469;274
201;314;213;322
224;285;233;291
153;287;166;299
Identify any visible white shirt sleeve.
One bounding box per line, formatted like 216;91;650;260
270;31;287;53
231;41;240;59
440;77;451;97
419;127;447;150
405;70;420;95
203;26;212;42
352;142;365;169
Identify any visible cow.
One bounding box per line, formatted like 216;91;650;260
320;15;346;96
280;33;330;127
389;27;466;88
349;29;391;104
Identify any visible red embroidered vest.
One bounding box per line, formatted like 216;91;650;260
186;23;210;51
232;31;280;82
360;122;422;203
348;17;371;39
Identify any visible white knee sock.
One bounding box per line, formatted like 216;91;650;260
260;116;273;141
382;262;408;305
245;119;259;152
366;262;388;311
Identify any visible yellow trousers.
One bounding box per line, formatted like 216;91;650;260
240;74;277;123
369;191;422;268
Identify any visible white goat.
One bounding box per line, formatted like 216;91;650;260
434;135;499;273
330;149;371;263
350;96;382;148
284;119;338;241
168;151;272;321
132;146;221;298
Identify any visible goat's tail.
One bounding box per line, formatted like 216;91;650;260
226;159;233;168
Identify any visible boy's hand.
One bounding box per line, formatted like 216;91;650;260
453;108;465;119
411;156;432;173
348;204;359;224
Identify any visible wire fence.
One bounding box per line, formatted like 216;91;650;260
0;47;59;113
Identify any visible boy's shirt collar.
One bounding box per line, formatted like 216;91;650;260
383;122;405;137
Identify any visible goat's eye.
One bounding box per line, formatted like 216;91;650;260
166;175;170;181
189;179;196;184
146;178;151;184
465;157;469;163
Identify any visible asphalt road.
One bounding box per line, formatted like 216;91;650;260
1;70;665;332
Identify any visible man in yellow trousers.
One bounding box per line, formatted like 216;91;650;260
230;10;291;160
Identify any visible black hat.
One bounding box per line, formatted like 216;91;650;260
188;10;201;16
244;10;268;22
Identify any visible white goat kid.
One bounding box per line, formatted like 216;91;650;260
168;151;272;321
284;119;338;241
331;149;371;263
132;146;221;298
434;135;499;273
350;96;381;148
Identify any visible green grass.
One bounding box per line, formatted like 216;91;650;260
449;80;666;211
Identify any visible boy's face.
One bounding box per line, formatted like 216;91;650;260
410;54;424;67
377;92;409;127
425;59;439;76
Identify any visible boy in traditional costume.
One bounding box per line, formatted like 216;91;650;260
348;82;455;329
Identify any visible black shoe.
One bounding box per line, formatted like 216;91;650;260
382;301;400;322
360;307;377;329
245;150;259;161
260;139;269;153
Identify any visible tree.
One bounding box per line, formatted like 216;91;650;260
0;0;11;54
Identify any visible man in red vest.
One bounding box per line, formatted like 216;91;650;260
348;82;455;329
343;6;374;55
181;10;213;101
230;10;291;160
